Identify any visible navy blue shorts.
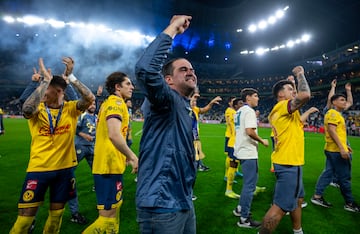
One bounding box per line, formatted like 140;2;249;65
94;174;123;210
273;164;304;212
227;147;239;161
18;167;76;208
224;137;230;153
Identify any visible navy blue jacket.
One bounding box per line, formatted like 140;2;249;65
135;33;196;211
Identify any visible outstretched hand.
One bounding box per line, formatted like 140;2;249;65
62;57;74;76
38;58;52;82
211;96;222;105
32;67;42;82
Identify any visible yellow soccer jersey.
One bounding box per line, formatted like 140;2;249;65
0;108;3;114
225;107;236;147
192;106;200;121
324;109;348;152
27;101;81;172
268;100;304;166
93;95;129;174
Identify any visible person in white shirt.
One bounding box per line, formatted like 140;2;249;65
233;88;269;228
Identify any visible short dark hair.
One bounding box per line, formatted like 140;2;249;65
228;96;236;103
233;98;243;107
330;93;346;103
240;88;258;102
50;75;67;91
105;72;129;95
272;80;294;98
162;58;186;76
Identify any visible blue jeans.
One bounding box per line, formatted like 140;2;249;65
315;150;354;203
137;207;196;234
238;159;258;218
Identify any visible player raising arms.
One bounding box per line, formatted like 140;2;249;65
10;58;95;233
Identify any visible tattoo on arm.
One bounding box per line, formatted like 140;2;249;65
297;73;310;93
71;80;95;111
291;73;310;112
22;80;49;118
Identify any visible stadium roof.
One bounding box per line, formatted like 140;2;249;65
0;0;360;93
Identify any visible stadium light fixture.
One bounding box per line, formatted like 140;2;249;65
240;33;311;55
3;15;15;23
245;6;289;33
46;19;66;28
2;13;155;48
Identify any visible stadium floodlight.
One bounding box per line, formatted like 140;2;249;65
46;19;65;28
258;20;268;30
66;21;86;28
256;47;265;55
301;34;311;42
267;16;276;24
20;15;45;26
275;9;285;18
248;24;257;33
249;50;255;54
287;40;295;48
239;32;311;56
240;50;249;55
245;6;289;33
236;28;243;32
3;15;15;23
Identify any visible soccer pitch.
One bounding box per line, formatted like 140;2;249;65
0;118;359;233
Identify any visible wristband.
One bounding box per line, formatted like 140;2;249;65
68;73;77;82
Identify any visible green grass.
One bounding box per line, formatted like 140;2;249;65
1;118;360;233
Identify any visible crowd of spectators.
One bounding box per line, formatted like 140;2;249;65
1;41;360;135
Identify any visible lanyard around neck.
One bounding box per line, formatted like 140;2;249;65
45;103;64;135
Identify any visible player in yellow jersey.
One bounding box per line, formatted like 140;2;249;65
10;58;95;233
190;88;221;172
224;97;242;199
83;72;138;233
259;66;310;234
0;107;4;135
311;94;360;212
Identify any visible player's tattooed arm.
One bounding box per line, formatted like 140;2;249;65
22;80;50;119
290;66;311;112
71;79;95;112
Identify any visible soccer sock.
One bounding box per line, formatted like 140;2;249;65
10;215;35;233
293;228;303;234
115;200;123;226
224;157;230;177
43;208;65;234
226;166;237;191
82;216;118;234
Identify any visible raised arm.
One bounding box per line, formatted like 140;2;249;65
163;15;192;39
326;79;336;109
199;96;222;114
300;107;319;124
63;57;95;111
22;59;52;119
344;82;353;110
290;66;311;113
